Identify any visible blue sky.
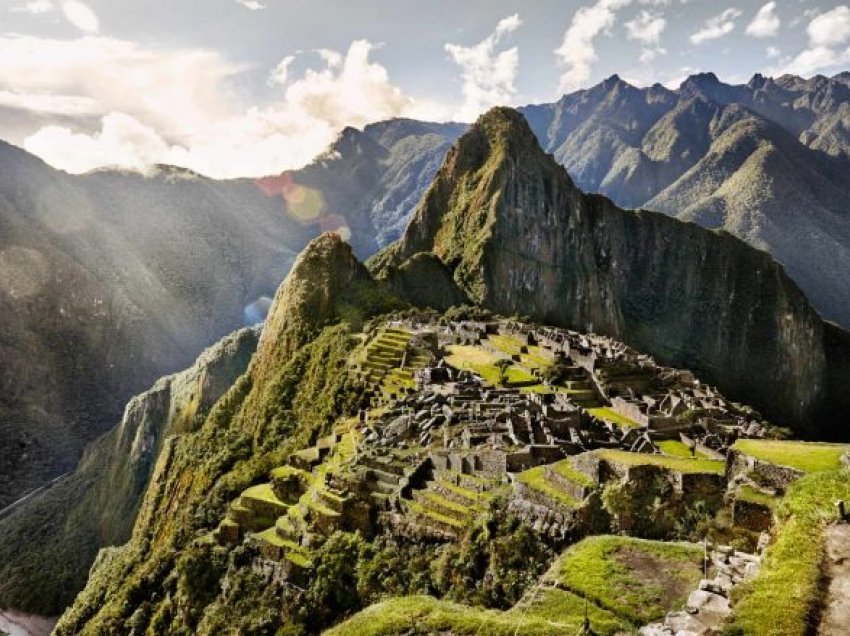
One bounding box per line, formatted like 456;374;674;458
1;0;848;177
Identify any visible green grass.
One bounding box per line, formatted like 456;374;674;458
657;439;708;459
241;483;288;507
515;466;579;509
437;479;485;503
552;460;595;488
323;593;629;636
445;345;538;386
546;535;704;624
587;406;640;429
422;491;476;516
595;449;725;474
737;485;778;508
406;501;465;528
732;439;848;473
728;470;850;636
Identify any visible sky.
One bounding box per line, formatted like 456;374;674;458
1;0;849;178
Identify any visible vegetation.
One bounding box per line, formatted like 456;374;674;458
595;449;725;474
587;406;640;429
325;590;629;636
546;535;704;624
444;345;536;386
732;439;848;473
657;439;707;459
516;466;579;509
726;470;850;636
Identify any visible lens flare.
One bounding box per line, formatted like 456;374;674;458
254;173;326;224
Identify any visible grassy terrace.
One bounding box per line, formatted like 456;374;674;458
487;334;552;369
324;592;629;636
728;470;850;636
515;465;579;509
444;345;537;386
736;484;778;508
545;535;705;624
241;483;288;507
587;406;640;429
732;439;848;473
595;449;725;474
406;500;464;529
657;439;708;459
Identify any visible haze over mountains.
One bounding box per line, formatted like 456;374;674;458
0;121;458;506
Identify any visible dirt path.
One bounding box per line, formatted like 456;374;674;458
818;524;850;635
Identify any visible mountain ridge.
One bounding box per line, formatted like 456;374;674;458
373;106;847;435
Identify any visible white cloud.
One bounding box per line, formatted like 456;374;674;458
236;0;265;9
625;10;667;62
1;36;440;178
10;1;55;13
807;6;850;47
746;2;780;38
690;8;742;44
774;6;850;77
25;112;177;172
0;90;101;116
445;14;523;121
766;45;780;59
268;55;295;86
555;0;634;94
61;1;99;33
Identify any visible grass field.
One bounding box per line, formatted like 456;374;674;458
544;535;705;624
595;449;725;474
732;439;848;473
587;406;640;429
323;591;630;636
657;439;707;459
445;345;537;386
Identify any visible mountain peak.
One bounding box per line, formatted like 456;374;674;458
680;71;721;92
253;232;380;379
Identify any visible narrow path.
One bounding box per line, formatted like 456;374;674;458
818;524;850;635
0;473;70;522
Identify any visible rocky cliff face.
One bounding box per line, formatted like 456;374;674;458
519;73;850;329
374;107;846;435
0;327;258;615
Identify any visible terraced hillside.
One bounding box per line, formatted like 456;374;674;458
51;235;849;636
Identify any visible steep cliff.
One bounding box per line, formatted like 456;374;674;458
0;327;259;615
373;107;846;436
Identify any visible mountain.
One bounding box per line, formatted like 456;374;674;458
0;326;258;614
518;72;850;329
372;107;850;436
47;231;849;634
0;119;461;507
54;233;401;634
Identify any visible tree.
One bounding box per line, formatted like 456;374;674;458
495;359;513;385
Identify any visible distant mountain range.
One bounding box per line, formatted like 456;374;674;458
2;71;850;507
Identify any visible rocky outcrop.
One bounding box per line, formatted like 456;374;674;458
0;327;258;615
373;107;848;435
